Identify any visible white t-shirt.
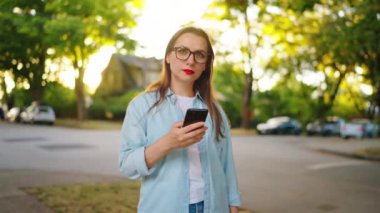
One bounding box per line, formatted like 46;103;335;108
176;95;205;204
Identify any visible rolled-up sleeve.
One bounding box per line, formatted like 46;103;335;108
119;98;154;179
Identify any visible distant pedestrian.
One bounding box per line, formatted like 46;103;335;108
119;26;241;213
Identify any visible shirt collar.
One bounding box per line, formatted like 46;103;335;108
165;88;205;104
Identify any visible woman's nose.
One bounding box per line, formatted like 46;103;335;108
186;53;196;64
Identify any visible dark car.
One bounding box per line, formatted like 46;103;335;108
306;116;344;136
256;116;302;135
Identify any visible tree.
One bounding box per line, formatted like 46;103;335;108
266;0;379;121
45;0;140;120
0;0;140;120
0;0;51;101
349;0;380;122
295;0;379;122
206;0;263;129
213;63;245;127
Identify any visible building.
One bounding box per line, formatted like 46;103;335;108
95;54;162;97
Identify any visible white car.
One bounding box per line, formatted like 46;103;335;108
257;116;302;135
20;104;56;125
340;119;379;139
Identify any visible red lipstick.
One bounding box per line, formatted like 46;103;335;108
183;69;195;75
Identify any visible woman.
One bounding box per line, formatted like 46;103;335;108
119;26;241;213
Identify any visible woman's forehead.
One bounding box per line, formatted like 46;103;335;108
174;33;208;51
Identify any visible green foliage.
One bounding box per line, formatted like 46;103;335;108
88;89;142;120
213;63;245;127
0;0;141;119
23;181;140;213
44;0;139;60
0;0;49;100
254;75;317;125
10;88;33;108
42;82;76;118
44;0;140;120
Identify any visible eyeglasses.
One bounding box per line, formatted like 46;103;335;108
172;46;208;64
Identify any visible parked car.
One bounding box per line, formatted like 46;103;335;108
257;116;302;135
6;107;23;123
20;104;56;125
306;117;345;136
306;120;323;135
340;119;379;139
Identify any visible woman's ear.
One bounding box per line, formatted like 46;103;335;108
165;54;171;64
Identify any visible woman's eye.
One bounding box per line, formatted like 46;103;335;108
196;52;206;59
178;48;189;55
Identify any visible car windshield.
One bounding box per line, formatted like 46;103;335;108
268;117;289;124
38;106;50;113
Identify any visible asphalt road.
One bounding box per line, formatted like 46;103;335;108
233;136;379;213
0;122;379;213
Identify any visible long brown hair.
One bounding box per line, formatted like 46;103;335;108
146;26;224;140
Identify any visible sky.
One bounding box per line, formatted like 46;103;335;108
130;0;213;59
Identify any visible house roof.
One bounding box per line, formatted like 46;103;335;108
113;54;162;73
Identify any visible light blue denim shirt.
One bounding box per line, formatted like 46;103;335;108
119;90;241;213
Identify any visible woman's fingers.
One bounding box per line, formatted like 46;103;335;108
177;126;207;147
168;121;208;149
173;121;184;128
182;121;205;133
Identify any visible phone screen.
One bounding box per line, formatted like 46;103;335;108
182;108;208;127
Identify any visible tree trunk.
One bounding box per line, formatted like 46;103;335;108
376;83;380;123
0;72;8;105
30;52;46;102
240;9;254;129
317;65;348;118
75;67;86;121
241;70;253;128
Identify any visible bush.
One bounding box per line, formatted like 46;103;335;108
10;88;33;108
42;82;77;118
213;63;245;128
88;89;142;120
88;98;107;119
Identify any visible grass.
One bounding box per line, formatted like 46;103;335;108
231;128;257;136
23;180;254;213
55;119;122;130
353;147;380;159
23;181;140;213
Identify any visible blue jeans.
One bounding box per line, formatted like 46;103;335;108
189;201;204;213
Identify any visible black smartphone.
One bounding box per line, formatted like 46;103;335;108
182;108;208;127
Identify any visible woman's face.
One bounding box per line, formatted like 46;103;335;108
166;32;208;87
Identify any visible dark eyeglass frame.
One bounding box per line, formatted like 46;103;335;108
172;46;209;64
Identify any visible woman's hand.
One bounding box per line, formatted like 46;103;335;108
166;121;208;149
229;206;239;213
144;121;207;169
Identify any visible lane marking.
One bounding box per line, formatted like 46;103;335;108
308;161;366;170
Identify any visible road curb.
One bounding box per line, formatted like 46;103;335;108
314;148;380;162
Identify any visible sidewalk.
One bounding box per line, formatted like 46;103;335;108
306;137;380;161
